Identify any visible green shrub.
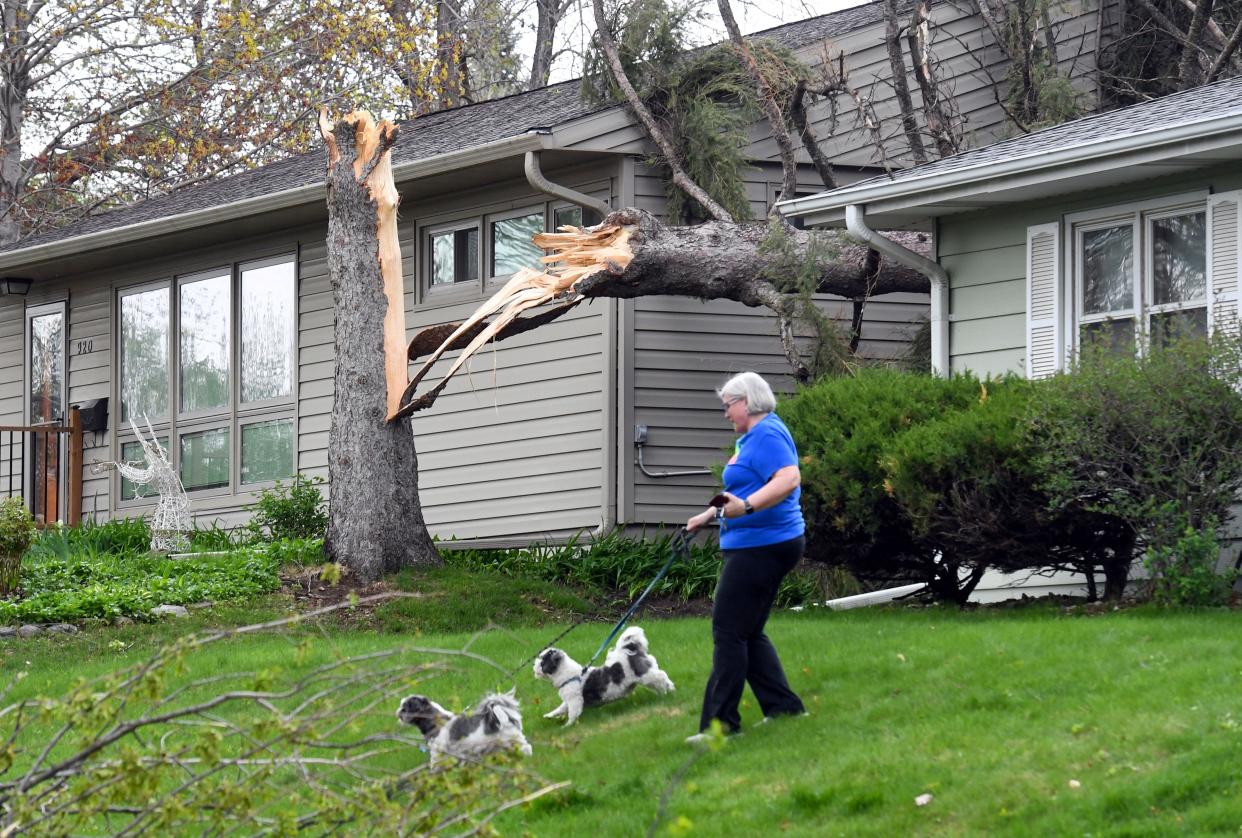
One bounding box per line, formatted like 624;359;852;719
445;530;823;606
1143;518;1236;607
1032;334;1242;578
246;475;328;542
779;369;998;601
0;498;36;596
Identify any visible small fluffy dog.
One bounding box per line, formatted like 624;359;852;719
533;626;675;726
395;690;532;765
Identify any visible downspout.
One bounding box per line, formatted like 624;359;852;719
845;204;950;377
524;151;612;218
523;149;616;537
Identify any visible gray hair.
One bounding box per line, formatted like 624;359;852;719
717;371;776;415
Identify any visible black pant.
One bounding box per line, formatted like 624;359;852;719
699;535;806;733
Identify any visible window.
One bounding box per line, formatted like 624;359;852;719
116;253;297;504
491;210;545;277
429;225;479;286
419;196;609;304
1072;197;1207;354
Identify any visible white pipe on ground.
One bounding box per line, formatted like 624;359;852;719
822;583;925;611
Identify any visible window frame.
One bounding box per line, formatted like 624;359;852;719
113;252;298;511
484;203;548;291
422;218;482;303
1064;191;1209;360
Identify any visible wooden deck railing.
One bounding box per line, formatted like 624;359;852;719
0;406;83;526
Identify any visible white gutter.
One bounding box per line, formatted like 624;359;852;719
846;204;950;377
781;109;1242;220
821;583;925;610
0;131;558;273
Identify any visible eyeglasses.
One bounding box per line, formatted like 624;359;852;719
722;398;743;414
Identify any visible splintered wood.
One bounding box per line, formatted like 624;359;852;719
393;221;632;418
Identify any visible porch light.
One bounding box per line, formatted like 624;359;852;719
0;277;32;296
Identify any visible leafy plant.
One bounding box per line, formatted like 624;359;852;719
246;476;328;542
1143;518;1236;607
445;529;824;607
1032;334;1242;571
0;498;36;597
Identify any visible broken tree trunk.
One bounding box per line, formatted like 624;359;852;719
396;208;931;416
320;110;440;580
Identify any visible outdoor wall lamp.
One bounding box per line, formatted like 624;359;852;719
0;277;32;296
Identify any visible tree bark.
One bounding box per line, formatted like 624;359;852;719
882;0;928;165
437;0;463;108
907;0;959;158
320;111;439;580
528;0;565;90
1178;0;1215;86
399;209;931;414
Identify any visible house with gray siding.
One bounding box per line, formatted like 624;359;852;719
0;1;1102;545
781;74;1242;597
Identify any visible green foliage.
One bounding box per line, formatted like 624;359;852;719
26;517;151;563
445;529;821;607
246;475;328;542
759;220;856;378
999;0;1085;130
584;0;808;222
0;499;35;597
0;619;550;835
781;369;1135;603
0;543;283;625
0;497;36;557
1032;334;1242;559
1143;519;1236;607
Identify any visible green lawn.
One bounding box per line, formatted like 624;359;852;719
5;599;1242;835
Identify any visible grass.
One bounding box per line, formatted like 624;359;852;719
5;599;1242;835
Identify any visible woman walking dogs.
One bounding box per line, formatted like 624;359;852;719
685;372;807;744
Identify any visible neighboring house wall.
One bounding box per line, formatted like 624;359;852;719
941;162;1242;377
745;0;1104;170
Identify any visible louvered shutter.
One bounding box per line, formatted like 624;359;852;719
1026;222;1062;379
1208;190;1242;337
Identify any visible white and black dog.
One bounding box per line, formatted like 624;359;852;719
533;626;675;726
395;690;533;765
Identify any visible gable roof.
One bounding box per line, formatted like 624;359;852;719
781;75;1242;226
0;0;894;269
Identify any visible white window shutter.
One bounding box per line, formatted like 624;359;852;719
1208;190;1242;337
1026;222;1062;379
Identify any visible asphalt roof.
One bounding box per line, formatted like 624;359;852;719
3;0;895;256
835;74;1242;193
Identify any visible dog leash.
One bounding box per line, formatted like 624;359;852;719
585;528;696;666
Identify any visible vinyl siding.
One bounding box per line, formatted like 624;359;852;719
0;297;24;502
941;162;1242;377
403;161;619;542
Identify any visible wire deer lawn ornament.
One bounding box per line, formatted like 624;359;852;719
97;417;191;553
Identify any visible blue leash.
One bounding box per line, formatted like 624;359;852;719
585;528;696;665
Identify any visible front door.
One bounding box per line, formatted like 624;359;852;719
27;302;66;524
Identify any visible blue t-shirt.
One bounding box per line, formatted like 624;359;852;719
719;413;805;550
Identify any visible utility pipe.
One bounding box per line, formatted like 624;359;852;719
845;204;950;377
524;151;612;219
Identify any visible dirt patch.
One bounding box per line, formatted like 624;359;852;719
278;565;411;626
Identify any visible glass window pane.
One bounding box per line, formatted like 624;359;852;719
1081;225;1133;315
431;232;455;285
29;311;64;425
121;287;170;422
241;419;294;484
120;436;168;501
180;427;229;491
458;229;479;282
1152;211;1206;305
1151;307;1208;347
491;213;544;277
1079;318;1136;355
554;206;582;230
179;274;230;413
241;260;295;403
